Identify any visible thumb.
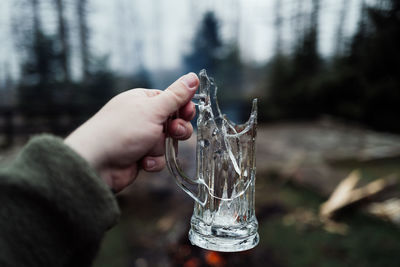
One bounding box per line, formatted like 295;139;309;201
155;72;199;115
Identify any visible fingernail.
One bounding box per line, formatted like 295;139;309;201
176;124;186;137
181;73;198;91
146;159;156;169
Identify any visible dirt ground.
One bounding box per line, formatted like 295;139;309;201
1;120;400;266
92;120;400;267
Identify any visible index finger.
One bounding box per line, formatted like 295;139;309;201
179;101;196;121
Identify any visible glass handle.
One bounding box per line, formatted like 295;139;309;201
165;114;207;205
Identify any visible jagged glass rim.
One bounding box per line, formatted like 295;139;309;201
197;69;257;138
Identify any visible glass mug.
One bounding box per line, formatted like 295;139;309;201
165;69;259;252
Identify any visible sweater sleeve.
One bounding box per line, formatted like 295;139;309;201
0;135;120;267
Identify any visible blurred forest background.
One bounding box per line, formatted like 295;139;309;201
1;0;400;266
0;0;399;144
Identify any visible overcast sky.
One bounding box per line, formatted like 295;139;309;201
0;0;363;81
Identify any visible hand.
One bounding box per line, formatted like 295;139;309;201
64;73;199;192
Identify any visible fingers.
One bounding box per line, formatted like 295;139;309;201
155;73;199;115
102;165;139;193
179;101;196;121
142;156;166;172
168;118;193;140
147;134;165;156
145;117;193;164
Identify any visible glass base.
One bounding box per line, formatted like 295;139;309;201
189;229;259;252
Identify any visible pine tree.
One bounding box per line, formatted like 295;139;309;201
184;12;222;74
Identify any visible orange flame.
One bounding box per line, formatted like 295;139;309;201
205;251;226;267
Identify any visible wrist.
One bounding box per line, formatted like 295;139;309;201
64;131;99;169
64;133;114;187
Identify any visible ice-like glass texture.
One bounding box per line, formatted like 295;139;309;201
165;69;259;252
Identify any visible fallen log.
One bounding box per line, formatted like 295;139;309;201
320;170;399;223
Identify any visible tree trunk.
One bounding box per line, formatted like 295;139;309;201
335;0;350;55
308;0;320;54
311;0;320;34
54;0;70;81
291;0;304;48
77;0;89;79
30;0;46;83
31;0;41;39
274;0;283;54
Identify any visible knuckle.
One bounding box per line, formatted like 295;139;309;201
168;84;187;102
164;90;180;109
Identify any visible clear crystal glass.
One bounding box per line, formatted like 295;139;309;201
165;69;258;252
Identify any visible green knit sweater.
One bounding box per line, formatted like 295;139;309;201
0;135;120;267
